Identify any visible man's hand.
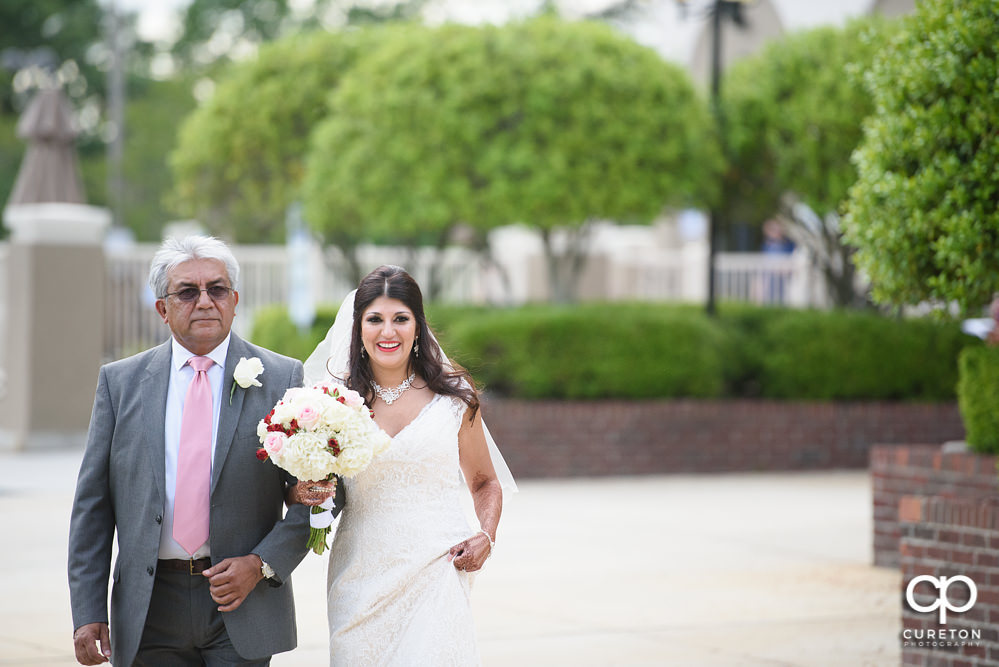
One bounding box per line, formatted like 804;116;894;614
73;622;111;665
203;555;264;612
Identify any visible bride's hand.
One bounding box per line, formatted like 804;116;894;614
286;479;337;507
447;531;493;573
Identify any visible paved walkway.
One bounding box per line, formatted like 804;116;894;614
0;448;900;666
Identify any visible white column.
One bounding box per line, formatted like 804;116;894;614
0;203;111;450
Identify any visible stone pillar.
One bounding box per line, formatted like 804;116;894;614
0;203;110;450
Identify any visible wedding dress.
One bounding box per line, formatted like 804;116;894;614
304;288;516;666
325;392;480;666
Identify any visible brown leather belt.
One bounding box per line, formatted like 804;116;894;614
158;557;212;575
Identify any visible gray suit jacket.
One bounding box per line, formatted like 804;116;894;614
68;334;322;666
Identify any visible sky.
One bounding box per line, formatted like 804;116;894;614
103;0;877;65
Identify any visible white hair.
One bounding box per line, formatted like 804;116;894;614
148;236;240;298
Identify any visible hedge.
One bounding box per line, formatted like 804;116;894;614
957;346;999;454
250;302;976;401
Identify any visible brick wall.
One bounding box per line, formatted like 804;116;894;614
871;445;998;567
482;398;964;478
900;496;999;666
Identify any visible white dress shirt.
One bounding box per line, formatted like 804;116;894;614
158;334;230;560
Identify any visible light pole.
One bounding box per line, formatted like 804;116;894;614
104;3;128;230
680;0;749;315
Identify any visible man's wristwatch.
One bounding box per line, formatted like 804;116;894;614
260;559;276;580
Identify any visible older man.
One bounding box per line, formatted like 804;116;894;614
68;236;340;666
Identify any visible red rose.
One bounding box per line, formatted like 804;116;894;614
255;448;269;461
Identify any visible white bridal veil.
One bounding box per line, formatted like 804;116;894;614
303;290;517;492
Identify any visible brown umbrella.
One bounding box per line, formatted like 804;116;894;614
6;86;86;206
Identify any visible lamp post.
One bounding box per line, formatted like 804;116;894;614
582;0;753;314
679;0;750;315
104;3;128;229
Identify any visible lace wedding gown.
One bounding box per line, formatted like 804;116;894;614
326;393;481;666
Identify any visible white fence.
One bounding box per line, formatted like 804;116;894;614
715;250;822;307
0;240;827;363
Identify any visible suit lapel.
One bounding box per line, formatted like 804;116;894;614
142;341;172;506
212;334;246;494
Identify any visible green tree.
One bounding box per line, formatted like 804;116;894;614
0;0;107;114
2;0;112;218
721;17;899;307
0;114;21;215
171;0;427;71
169;26;402;247
119;77;197;240
304;17;721;302
843;0;999;314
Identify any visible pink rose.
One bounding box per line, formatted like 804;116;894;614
340;388;365;408
263;431;288;456
296;405;321;430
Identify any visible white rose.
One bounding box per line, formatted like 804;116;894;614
335;444;373;477
281;387;307;403
272;401;298;426
318;398;352;431
282;431;335;481
233;357;264;389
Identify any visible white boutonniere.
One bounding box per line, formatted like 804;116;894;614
230;356;264;404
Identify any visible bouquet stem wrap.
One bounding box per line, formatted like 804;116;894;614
307;493;338;555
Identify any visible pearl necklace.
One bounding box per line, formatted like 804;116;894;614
371;373;416;405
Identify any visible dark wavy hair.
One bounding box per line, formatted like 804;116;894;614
347;265;479;420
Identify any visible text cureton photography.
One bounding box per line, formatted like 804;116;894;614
902;628;982;649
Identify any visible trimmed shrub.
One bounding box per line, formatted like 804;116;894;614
752;309;972;400
443;304;725;399
250;302;972;401
958;346;999;454
249;304;339;362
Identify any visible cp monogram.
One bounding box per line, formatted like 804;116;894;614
905;575;977;624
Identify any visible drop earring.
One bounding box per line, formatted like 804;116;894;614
414;338;420;358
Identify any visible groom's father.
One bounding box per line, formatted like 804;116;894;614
69;236;315;666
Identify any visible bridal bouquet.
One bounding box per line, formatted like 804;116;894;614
256;381;391;554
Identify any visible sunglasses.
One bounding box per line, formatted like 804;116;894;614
161;286;234;303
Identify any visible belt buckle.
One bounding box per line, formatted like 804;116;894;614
189;558;197;575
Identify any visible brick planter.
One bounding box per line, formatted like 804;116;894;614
482;398;964;478
871;445;998;567
900;496;999;666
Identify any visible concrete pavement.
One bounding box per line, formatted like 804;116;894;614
0;448;899;666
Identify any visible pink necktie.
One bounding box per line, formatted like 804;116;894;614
174;355;214;556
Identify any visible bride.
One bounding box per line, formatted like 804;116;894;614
290;264;516;666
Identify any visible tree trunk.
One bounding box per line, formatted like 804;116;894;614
472;231;514;305
539;222;593;303
425;225;453;302
780;199;872;308
323;235;363;289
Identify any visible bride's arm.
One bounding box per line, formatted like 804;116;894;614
449;409;503;573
